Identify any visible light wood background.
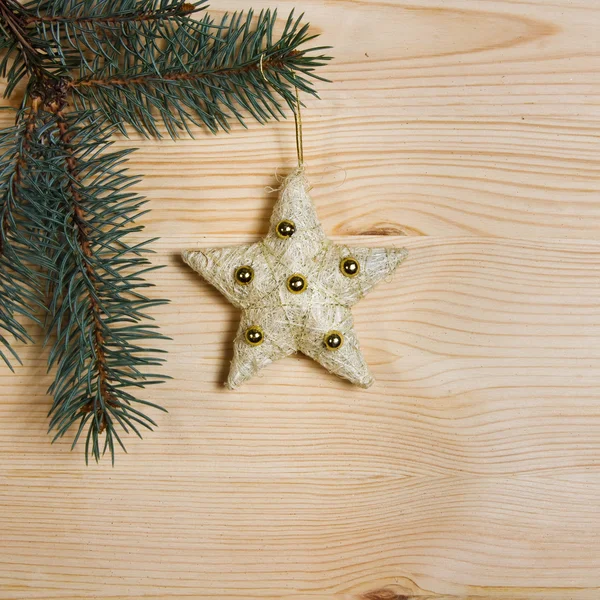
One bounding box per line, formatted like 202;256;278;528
1;1;600;598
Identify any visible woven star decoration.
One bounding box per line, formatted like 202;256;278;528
182;168;408;389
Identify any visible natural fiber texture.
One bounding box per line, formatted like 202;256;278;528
183;168;408;389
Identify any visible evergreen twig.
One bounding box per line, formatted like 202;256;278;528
68;8;329;137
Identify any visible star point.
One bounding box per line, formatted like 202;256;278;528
183;168;407;389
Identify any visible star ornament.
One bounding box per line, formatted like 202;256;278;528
183;168;408;389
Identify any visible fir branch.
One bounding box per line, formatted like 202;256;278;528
69;9;331;137
47;99;113;415
30;107;169;463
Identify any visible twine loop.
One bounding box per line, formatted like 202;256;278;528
259;53;304;168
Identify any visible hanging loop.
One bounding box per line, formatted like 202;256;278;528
258;54;304;167
293;87;304;168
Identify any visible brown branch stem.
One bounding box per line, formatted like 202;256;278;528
46;100;113;427
69;54;296;89
24;3;196;25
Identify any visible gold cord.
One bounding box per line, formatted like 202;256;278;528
294;87;304;167
258;53;304;167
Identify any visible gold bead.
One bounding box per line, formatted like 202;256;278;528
287;273;307;294
324;331;343;350
340;257;360;278
276;220;296;239
234;265;254;285
245;326;264;346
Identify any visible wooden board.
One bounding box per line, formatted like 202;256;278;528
1;1;600;598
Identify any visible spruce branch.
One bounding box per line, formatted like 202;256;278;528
37;106;169;463
68;9;331;137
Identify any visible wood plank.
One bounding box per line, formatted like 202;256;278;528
125;0;600;238
1;473;599;599
3;237;600;478
2;237;600;598
2;0;600;597
0;0;598;238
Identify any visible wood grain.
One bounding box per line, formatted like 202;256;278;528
111;0;600;239
1;0;600;598
3;237;600;598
